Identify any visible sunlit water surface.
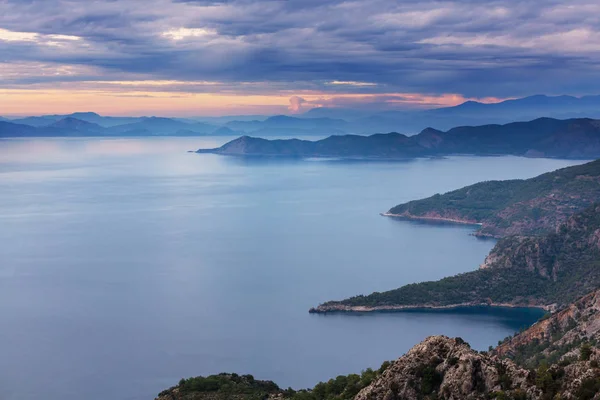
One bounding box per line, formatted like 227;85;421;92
0;137;583;400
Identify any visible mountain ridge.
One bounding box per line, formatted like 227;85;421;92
6;94;600;138
198;117;600;159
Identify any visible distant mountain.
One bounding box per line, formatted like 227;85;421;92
330;94;600;134
192;114;270;125
0;116;211;137
101;117;189;135
301;107;374;120
5;94;600;138
210;126;243;136
0;119;101;137
11;116;61;127
387;159;600;238
11;112;143;128
96;116;216;135
49;117;107;133
198;117;600;159
57;112;142;127
225;115;349;135
0;121;42;137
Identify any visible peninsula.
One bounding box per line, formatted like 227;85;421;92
311;160;600;314
385;159;600;238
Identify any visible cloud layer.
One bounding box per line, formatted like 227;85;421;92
1;0;599;114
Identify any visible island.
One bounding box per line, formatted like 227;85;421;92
197;117;600;159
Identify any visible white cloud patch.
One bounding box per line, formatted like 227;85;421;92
162;27;216;40
328;81;378;87
420;28;600;53
0;28;80;46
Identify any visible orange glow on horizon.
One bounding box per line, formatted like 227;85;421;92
0;88;509;117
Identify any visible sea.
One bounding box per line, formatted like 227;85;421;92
0;137;583;400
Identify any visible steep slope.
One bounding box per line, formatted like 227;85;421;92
494;288;600;368
387;159;600;238
198;118;600;159
311;204;600;313
356;333;600;400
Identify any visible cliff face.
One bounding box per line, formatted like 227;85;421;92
357;332;600;400
495;289;600;365
481;202;600;292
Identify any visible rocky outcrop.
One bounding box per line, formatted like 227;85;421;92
355;336;537;400
356;333;600;400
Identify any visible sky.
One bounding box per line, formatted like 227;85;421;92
0;0;599;116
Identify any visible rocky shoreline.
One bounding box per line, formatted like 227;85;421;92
380;212;506;238
381;212;482;226
308;301;553;314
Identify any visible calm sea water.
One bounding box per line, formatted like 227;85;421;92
0;137;583;400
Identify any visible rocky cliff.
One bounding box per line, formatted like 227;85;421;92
495;289;600;367
354;336;537;400
355;333;600;400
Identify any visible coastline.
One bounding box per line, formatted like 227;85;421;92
309;301;553;314
381;212;504;238
381;212;483;227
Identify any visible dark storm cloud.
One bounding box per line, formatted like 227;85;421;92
1;0;600;98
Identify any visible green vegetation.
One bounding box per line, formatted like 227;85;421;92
158;373;282;399
576;377;600;400
581;343;593;361
319;203;600;311
388;159;600;237
158;362;392;400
